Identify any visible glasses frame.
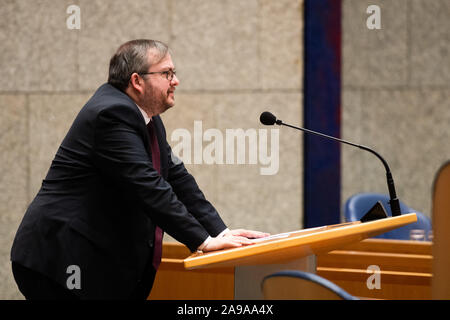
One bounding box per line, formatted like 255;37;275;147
138;69;177;81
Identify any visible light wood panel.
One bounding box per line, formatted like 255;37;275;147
339;238;432;255
432;161;450;299
148;243;234;300
316;238;433;299
316;267;431;300
317;250;432;273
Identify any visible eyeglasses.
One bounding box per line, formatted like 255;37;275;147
138;69;177;81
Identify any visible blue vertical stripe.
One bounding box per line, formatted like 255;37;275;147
304;0;342;228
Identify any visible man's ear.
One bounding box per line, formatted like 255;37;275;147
129;73;144;94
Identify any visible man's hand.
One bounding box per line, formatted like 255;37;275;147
223;229;270;239
201;229;270;252
201;235;254;252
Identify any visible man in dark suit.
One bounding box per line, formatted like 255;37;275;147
11;39;268;300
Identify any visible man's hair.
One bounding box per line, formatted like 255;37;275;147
108;39;169;91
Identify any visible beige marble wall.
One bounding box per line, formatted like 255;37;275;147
4;0;446;301
341;0;450;219
0;0;304;298
0;95;28;299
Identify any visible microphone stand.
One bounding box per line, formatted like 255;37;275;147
275;119;401;217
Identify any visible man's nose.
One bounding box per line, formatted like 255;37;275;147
170;74;180;86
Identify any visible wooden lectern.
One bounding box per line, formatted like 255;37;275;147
149;213;417;300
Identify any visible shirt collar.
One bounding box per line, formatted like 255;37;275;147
135;104;151;125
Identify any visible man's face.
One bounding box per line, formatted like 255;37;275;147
141;52;179;116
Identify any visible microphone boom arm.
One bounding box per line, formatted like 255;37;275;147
276;120;401;217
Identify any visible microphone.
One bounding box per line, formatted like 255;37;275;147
259;111;401;217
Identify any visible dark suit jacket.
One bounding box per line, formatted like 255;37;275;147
11;83;227;299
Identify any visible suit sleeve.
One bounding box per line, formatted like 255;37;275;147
93;106;209;252
166;142;227;237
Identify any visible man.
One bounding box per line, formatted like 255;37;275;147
11;39;268;300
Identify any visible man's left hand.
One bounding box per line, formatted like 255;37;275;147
223;229;270;239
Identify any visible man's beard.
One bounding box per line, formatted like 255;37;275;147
143;86;173;116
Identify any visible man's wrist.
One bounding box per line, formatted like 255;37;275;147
217;228;230;238
197;236;212;251
197;228;230;251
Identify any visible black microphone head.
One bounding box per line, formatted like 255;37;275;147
260;111;277;125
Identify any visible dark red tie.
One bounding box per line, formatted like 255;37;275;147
147;120;164;270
